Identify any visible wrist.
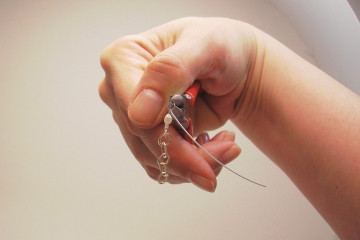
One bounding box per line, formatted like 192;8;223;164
231;26;268;129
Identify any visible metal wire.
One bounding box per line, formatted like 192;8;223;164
169;108;266;188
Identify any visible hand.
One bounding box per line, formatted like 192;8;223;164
99;17;259;192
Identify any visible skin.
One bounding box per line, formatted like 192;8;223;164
99;17;360;239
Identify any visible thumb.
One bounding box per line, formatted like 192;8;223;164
127;48;196;127
127;25;226;128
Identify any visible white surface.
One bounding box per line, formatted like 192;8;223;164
270;0;360;94
1;0;358;239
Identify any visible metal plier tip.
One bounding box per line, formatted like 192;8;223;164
169;81;201;144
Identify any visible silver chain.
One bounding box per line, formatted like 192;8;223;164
157;112;173;184
156;101;266;187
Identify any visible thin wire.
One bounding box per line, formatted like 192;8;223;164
169;109;266;188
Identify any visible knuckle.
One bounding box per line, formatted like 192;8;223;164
98;80;110;104
146;51;189;85
100;35;140;72
100;44;114;72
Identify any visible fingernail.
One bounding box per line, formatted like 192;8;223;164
128;89;163;126
220;145;241;165
196;132;210;145
223;131;235;141
188;173;216;192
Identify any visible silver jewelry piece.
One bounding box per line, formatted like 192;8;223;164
157;101;266;187
157;113;172;184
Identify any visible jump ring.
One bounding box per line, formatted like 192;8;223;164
157;172;169;184
168;102;175;110
157;153;170;165
158;133;172;146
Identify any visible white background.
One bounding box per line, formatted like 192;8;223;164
1;0;359;239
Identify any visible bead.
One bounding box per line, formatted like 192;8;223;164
164;113;172;125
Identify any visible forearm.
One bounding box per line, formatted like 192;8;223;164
233;30;360;239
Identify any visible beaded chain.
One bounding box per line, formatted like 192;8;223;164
156;101;266;187
157;111;173;184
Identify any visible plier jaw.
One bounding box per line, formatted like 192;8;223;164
169;81;201;144
169;94;192;129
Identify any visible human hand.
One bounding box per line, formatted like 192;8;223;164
99;17;260;192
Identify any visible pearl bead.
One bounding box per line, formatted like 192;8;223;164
164;114;172;125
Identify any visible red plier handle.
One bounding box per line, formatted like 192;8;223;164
170;81;201;144
185;81;201;108
182;81;201;143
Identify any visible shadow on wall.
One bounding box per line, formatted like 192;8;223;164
348;0;360;21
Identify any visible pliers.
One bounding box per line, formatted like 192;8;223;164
169;81;201;144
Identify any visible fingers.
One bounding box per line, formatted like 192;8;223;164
196;132;210;145
197;131;241;172
114;103;240;192
100;35;155;110
100;76;241;191
98;17;251;193
99;79;118;110
101;17;257;131
100;69;219;191
127;19;235;128
126;47;195;127
103;82;218;191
